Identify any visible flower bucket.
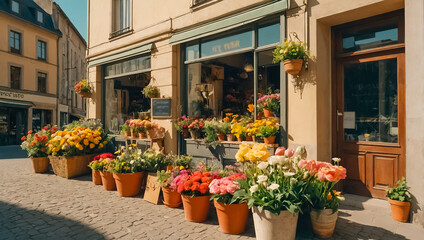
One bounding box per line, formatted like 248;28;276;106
100;171;116;191
182;128;190;138
217;133;226;141
264;136;276;144
388;199;410;222
227;134;234;141
162;187;182;208
181;194;211;222
49;154;95;178
310;209;338;238
79;91;91;98
252;206;298;240
113;172;144;197
283;59;303;75
263;109;274;118
139;132;147;139
214;200;249;235
30;157;49;173
92;169;102;185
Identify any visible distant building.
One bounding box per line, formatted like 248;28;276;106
0;0;61;145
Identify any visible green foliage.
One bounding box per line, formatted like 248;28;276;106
141;150;169;173
273;39;309;63
204;120;219;143
121;123;130;132
142;85;160;98
157;170;172;187
258;125;279;138
221;122;232;134
175;155;192;169
386;177;411;202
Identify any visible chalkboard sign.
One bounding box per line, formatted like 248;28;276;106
151;98;171;118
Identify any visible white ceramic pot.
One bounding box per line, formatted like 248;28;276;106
252;206;299;240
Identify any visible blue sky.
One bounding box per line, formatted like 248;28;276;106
55;0;87;40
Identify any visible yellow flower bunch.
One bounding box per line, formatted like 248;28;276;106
48;127;107;156
231;122;246;138
235;143;270;162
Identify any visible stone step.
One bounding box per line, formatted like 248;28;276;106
340;193;390;215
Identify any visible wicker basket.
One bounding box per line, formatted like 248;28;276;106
49;154;96;179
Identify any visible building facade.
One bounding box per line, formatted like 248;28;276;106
0;0;60;145
87;0;424;227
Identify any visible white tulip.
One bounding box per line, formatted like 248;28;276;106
284;172;295;177
250;185;259;193
268;156;284;166
257;162;269;170
267;183;279;191
257;175;268;184
332;157;341;163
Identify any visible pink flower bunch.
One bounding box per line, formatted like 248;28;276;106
209;173;247;195
275;147;295;157
317;165;347;182
257;94;280;105
298;159;330;175
169;170;190;191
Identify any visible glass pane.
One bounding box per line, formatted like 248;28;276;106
32;109;42;132
342;25;398;52
343;58;398;143
105;55;151;77
187;52;254;118
201;31;253;58
185;44;199;62
104;72;151;133
257;50;280;118
12;1;19;13
258;23;280;47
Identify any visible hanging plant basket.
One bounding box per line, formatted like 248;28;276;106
283;59;303;76
79;91;92;98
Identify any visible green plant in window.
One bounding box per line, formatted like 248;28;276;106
142;85;160;98
386;177;411;202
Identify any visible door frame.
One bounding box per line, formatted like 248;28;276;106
331;10;406;198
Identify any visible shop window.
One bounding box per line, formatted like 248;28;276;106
11;0;19;13
258;23;281;47
104;72;151;133
200;31;253;58
32;109;52;132
37;40;46;60
111;0;131;38
37;11;43;23
10;30;21;54
37;72;47;93
10;66;21;89
185;44;200;62
105;55;150;77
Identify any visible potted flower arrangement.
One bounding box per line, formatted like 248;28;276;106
157;167;185;208
88;153;114;185
235;144;309;240
47;119;108;178
386;177;411;222
231;122;247;142
121;120;131;137
222;117;233;141
257;94;280;118
204;119;220;143
108;145;145;197
210;172;249;235
188;119;204;140
298;157;347;238
21;125;57;173
74;79;92;98
174;116;191;138
97;156;116;191
273;36;309;76
142;84;160;98
172;167;221;222
257;119;279;144
128;119;148;139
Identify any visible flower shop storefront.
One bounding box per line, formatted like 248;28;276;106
174;14;287;166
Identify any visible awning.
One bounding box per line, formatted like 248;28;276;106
88;43;153;68
169;0;288;45
0;98;33;108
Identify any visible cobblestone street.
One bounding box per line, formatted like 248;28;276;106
1;153;423;240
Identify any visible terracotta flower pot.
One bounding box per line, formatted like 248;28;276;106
79;91;91;98
214;200;249;235
264;136;276;144
162;187;182;208
182;128;190;138
113;172;144;197
30;157;49;173
92;169;102;185
139;132;147;139
124;131;131;137
217;133;226;141
388;198;411;222
263;108;274;118
283;59;303;75
237;136;245;142
245;134;253;142
310;209;338;238
252;207;298;240
131;130;139;138
100;171;116;191
181;194;211;222
227;134;234;141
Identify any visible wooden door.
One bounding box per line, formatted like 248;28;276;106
332;11;405;198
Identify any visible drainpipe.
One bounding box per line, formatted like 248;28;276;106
56;10;61;127
86;0;90;118
303;0;309;70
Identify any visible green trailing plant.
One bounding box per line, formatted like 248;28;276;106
142;85;160;98
386;177;411;202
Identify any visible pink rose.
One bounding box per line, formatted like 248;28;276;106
275;147;286;156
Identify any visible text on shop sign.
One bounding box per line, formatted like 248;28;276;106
0;91;24;99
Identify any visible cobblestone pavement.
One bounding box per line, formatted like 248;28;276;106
1;155;424;240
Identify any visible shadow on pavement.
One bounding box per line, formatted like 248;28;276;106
0;201;106;240
0;145;28;159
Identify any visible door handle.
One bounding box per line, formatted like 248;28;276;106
337;110;343;131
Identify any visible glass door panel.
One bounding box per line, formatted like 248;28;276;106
343;58;398;143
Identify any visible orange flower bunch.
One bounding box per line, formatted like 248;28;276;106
176;170;221;197
20;126;56;158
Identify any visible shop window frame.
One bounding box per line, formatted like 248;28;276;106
9;30;21;55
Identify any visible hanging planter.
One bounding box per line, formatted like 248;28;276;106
74;79;92;98
79;91;91;98
273;32;309;77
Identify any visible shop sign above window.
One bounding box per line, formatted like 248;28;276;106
201;31;253;58
105;55;151;78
